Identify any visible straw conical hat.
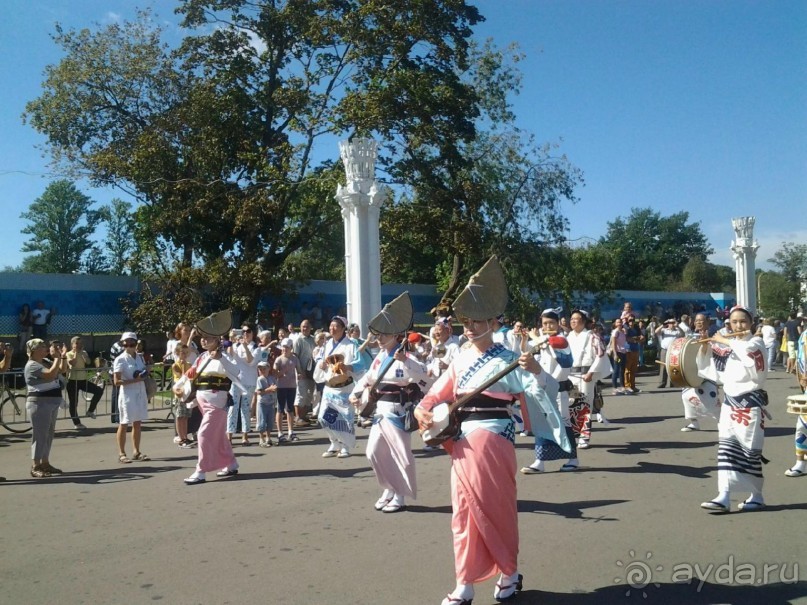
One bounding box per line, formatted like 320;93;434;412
368;292;413;335
195;309;233;337
452;256;508;321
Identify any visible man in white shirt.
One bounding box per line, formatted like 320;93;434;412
31;301;53;340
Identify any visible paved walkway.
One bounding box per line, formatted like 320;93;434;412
0;370;804;605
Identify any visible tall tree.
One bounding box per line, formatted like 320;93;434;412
101;198;136;275
762;241;807;313
598;208;713;291
757;270;797;318
381;39;584;304
769;242;807;285
24;3;486;322
19;180;104;274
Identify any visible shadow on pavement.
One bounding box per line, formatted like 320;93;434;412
588;461;714;478
521;580;806;604
0;464;184;486
600;440;714;455
518;498;629;521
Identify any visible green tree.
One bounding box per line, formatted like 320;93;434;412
598;208;713;290
102;198;136;275
381;39;584;304
769;243;807;286
24;2;487;321
757;270;797;318
19;180;104;274
680;256;720;292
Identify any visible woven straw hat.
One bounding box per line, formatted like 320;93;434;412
452;256;508;321
195;309;233;337
368;292;413;335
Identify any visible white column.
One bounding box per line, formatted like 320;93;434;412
335;138;389;333
730;217;759;313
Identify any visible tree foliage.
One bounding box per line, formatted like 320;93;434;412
760;241;807;315
102;198;136;275
24;1;487;324
598;208;714;291
19;180;104;274
380;39;585;306
769;242;807;285
757;270;798;319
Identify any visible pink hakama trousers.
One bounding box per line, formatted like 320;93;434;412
446;429;518;584
196;400;236;473
366;417;416;499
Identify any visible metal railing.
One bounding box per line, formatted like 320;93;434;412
0;366;176;432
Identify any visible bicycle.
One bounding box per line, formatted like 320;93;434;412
0;371;32;433
83;351;111;402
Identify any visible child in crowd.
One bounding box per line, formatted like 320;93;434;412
171;343;194;448
255;361;278;447
274;338;301;443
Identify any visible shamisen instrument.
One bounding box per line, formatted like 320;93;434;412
358;337;407;418
786;394;807;415
420;340;545;446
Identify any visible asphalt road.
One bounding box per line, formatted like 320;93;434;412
0;369;805;605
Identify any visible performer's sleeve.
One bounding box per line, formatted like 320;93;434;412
350;355;377;396
588;338;612;378
313;354;328;384
695;346;719;383
342;340;358;369
419;362;457;411
404;353;429;384
519;369;572;453
219;353;244;386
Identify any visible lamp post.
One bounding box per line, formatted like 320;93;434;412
756;271;763;316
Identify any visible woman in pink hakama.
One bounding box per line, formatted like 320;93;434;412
176;314;242;485
415;257;569;605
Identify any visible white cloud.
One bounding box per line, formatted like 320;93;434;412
103;12;122;24
709;227;807;271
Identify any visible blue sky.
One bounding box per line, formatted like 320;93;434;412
1;0;804;271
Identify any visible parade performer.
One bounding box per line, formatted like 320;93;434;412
350;292;430;513
521;308;579;473
175;310;243;485
680;313;720;432
566;310;611;450
784;327;807;477
313;315;358;458
414;257;569;605
698;306;769;512
427;317;460;380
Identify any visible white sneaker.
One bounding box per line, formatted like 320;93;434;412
337;448;351;458
173;436;182;444
322;450;338;458
596;413;609;424
577;439;590;449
